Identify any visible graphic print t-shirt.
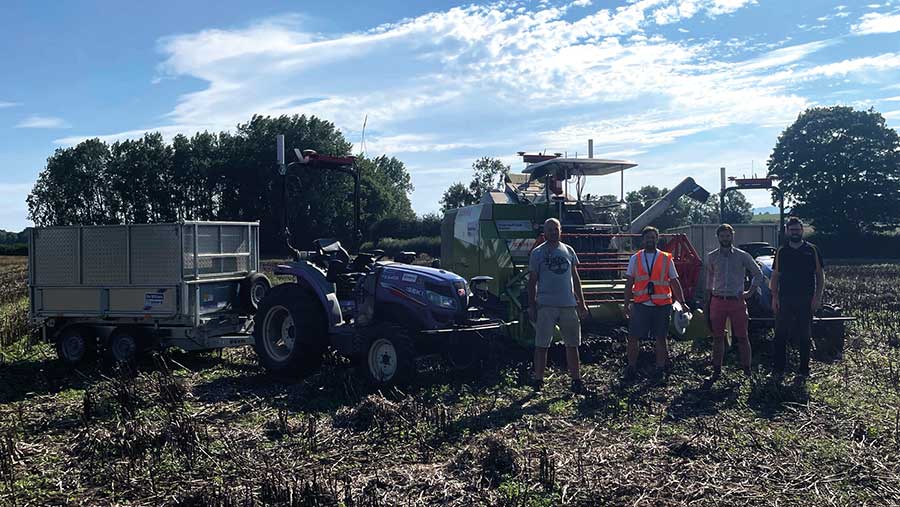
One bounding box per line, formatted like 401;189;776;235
529;242;579;307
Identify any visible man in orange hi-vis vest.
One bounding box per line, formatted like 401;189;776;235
623;226;687;381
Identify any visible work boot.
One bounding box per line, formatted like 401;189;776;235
743;366;753;378
570;378;586;394
530;377;544;392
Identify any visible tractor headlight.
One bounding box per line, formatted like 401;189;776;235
426;290;457;310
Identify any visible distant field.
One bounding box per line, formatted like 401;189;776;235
750;213;779;223
1;261;899;505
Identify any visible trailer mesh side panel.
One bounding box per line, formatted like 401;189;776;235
183;225;252;277
33;228;78;285
131;225;181;284
82;227;128;284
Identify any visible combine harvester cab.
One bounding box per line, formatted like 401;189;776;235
442;154;711;346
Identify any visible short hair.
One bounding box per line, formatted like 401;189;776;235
786;216;803;228
641;226;659;237
716;223;734;235
544;218;561;228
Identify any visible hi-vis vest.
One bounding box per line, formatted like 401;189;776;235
633;250;674;305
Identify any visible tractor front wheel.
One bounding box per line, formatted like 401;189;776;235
253;283;327;378
355;329;416;388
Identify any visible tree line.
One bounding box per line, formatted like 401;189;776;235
27;115;415;253
26;106;899;254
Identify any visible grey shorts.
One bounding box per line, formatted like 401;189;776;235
534;306;582;348
628;304;672;339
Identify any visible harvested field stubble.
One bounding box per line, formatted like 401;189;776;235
1;262;900;505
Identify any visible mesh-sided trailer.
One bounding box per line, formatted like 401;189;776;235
28;222;270;365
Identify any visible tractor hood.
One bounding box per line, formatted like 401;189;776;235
380;262;466;285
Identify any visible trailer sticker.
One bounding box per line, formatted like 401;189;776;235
144;292;165;310
401;273;418;283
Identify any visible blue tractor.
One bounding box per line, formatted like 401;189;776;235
252;148;506;386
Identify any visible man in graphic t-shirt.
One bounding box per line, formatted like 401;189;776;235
528;218;589;393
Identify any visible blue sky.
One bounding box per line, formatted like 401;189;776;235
2;0;900;231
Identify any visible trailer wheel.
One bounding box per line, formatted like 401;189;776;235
355;328;416;387
253;283;327;377
241;273;272;314
55;326;97;367
106;328;143;365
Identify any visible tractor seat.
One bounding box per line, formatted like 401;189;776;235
313;238;351;265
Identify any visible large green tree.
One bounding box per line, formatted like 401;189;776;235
440;157;511;211
767;106;900;234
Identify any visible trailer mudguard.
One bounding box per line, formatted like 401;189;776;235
273;261;343;331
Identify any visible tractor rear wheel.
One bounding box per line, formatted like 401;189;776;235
55;325;97;367
253;283;327;377
354;328;416;388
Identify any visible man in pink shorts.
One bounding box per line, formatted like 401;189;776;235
704;224;764;381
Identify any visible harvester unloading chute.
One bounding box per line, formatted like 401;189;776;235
624;177;710;234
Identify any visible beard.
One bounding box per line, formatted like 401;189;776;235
789;233;802;242
719;240;732;248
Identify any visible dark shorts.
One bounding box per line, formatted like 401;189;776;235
629;304;672;339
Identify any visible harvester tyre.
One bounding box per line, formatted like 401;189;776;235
253;283;327;378
241;272;272;315
354;327;416;388
55;325;97;367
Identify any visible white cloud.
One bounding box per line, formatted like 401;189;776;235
883;110;900;119
363;134;500;155
0;102;19;108
54;124;208;146
852;11;900;35
15;115;70;129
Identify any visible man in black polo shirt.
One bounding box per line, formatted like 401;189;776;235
769;217;825;379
